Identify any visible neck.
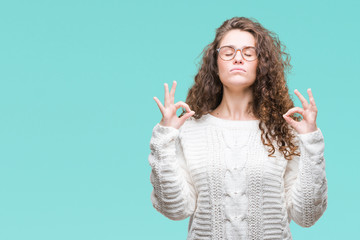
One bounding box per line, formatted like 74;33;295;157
211;86;257;120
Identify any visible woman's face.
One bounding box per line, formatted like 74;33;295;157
217;29;258;90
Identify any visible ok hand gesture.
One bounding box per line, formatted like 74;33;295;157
283;89;318;134
153;81;195;130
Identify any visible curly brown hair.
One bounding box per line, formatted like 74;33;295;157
180;17;301;160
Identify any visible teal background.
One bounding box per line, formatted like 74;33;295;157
0;0;359;239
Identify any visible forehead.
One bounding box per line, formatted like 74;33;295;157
219;29;256;48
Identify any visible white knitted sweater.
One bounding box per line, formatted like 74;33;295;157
148;113;327;240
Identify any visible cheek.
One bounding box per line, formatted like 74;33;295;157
217;59;223;71
217;59;228;74
250;62;258;74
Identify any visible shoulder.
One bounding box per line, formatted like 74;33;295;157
183;114;210;127
178;114;210;137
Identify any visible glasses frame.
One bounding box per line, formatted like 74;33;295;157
216;45;259;62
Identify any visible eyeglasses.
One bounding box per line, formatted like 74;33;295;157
216;46;259;62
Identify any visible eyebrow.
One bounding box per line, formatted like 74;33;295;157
220;44;256;48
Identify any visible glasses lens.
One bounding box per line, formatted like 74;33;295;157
219;46;235;60
243;47;257;61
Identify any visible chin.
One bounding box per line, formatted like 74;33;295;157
225;77;254;86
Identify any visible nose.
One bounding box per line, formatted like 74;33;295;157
233;49;243;63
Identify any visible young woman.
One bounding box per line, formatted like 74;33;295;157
149;17;327;239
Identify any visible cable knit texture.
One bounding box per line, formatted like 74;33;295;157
148;114;327;240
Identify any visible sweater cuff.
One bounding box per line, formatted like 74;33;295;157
297;128;325;159
150;123;180;156
153;123;179;135
152;124;180;144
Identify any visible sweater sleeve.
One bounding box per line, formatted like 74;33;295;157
284;128;328;227
148;123;197;221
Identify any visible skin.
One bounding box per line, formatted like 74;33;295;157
211;29;258;120
283;89;318;134
153;81;195;129
153;30;319;134
153;83;318;134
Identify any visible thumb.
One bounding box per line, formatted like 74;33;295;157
283;114;296;127
179;111;195;124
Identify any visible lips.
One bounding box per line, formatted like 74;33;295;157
230;68;246;72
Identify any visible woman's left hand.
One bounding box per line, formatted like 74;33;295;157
283;88;318;134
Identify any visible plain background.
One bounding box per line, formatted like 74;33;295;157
1;0;359;239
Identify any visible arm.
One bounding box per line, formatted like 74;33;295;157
284;128;328;227
148;123;197;221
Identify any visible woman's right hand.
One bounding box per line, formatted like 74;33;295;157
153;81;195;129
